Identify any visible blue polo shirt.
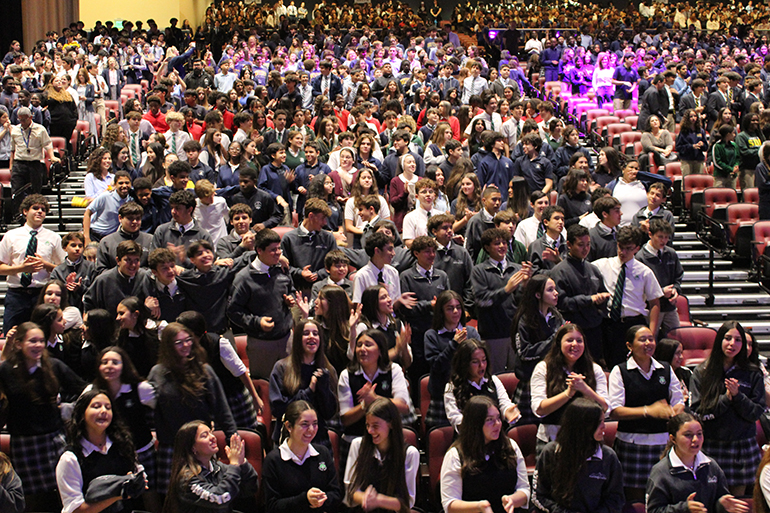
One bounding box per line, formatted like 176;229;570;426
476;151;514;202
87;190;130;235
612;65;639;100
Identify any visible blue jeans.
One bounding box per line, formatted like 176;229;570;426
4;287;42;334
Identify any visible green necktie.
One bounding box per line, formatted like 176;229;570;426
610;263;626;322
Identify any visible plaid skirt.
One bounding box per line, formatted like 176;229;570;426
11;431;66;495
512;381;538;426
137;444;157;490
227;388;259;431
156;444;174;495
613;438;666;489
425;398;450;429
703;437;761;487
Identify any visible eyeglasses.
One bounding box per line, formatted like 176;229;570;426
174;337;194;346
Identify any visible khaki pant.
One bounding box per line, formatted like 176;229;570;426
681;160;704;176
613;99;631;111
246;332;292;379
93;98;106;139
665;114;676;132
739;167;755;189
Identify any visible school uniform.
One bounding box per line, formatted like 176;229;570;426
83;267;151;316
309;277;353;316
646;450;730;513
528;233;568;273
50;257;96;311
444;375;519;433
280;225;336;290
175;459;258;513
434;241;475;313
588;222;617;262
608;358;683;489
95;228;153;274
636;242;683;337
464;208;496;263
150;220;214;269
351;261;400;304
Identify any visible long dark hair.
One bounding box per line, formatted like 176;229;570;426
93;346;142;392
314;285;351;363
431;290;465;331
30;303;61;342
544;324;597;397
360;285;396;329
36;279;71;309
350;329;391;372
453;395;519;477
450;339;491;411
157;322;208;402
550;399;604;505
597;146;622;177
279;400;315;443
695;321;753;414
164;420;212;513
117;296;153;338
142;142;166;184
282;319;335;395
67;388;136;464
347;398;409;513
7;322;59;403
86;147;111;178
511;274;558;344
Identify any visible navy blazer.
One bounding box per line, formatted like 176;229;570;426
101;69;126;101
311;73;343;100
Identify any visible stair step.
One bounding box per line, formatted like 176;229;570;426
681;281;761;293
681;259;733;270
681;270;750;281
691;306;770;319
688;294;770;306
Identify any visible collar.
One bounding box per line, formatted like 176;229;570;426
438;322;462;335
252;257;273;273
644;206;661;216
589;445;603;460
627;355;664;372
24;223;41;233
481;208;494;223
279;440;319;465
176;220;195;233
417;264;433;278
545;233;562;247
490;258;506;271
668;448;711;474
66;257;82;266
437;240;452;251
47;334;63;349
644;242;664;255
354;366;384;382
596;222;614;235
114;383;133;399
156;278;178;295
469;376;489;390
80;436;113;457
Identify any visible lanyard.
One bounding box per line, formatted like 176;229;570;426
21;126;32;153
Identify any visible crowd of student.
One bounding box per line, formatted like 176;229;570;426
3;0;770;512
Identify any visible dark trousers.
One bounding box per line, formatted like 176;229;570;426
11;160;46;213
602;315;647;369
4;287;43;334
582;324;605;368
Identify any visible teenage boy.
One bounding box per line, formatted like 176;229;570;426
185;140;215;183
280;198;337;291
83;171;133;246
550;224;611;362
402;178;441;247
164;111;190;161
262;110;289;150
83;240;149;316
477;210;527;264
631;182;675;237
150;190;214;268
295;141;331;217
51;232;95;311
95;202;153;273
326;131;357;171
528;205;567;273
352;232;416;309
429;213;474;310
152;160;192;224
142;95;168;133
579;187;612;229
0;194;66;332
124;111;149;169
465;185;502;262
438;139;463;180
471;227;533;374
399;235;450;386
309;249;353;313
513;132;555;194
228;228;297;379
355;195;382;250
594;225;664;368
259;142;294;217
217;204;256;259
635;219;683;338
194;179;229;245
476;133;514;205
588;196;623;261
132;177;159;233
227;167;283;229
143;248;186;322
514;191;550;249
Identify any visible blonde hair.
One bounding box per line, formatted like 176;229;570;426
166;111;184;123
194;179;215;198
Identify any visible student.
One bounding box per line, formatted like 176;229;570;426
533;398;625;513
476;132;514;202
0;194;66;333
348;195;382;251
184;140;215;184
631;182;675;237
216;204;256;260
83;240;150;316
150;190;214;268
530;324;609;447
352;232;406;306
151;160;194;225
260;142;295;216
608;325;684;501
464;185;501;263
647;413;749;513
594;226;664;368
281;198;337;291
389;153;420;233
401;178;442;247
294;141;331;219
513;190;550;249
269;319;338;447
690;321;766;496
193;179;229;245
0;322;85;511
148;323;237;496
228;228;297;379
471;228;533;374
114;297;158;378
143;248;186;322
309;250;353;312
133;178;160;233
29;303;77;373
635;219;683;338
557;168;593;226
440;395;530;513
338;330;414;463
528;205;567;273
444;338;520;432
429;214;475;310
713;125;740;188
262;401;341;513
164;111;191;161
35;280;84;356
513;132;555;194
588;196;622;262
51;232;95;311
56;389;146;513
177;311;262;432
353;285;412;370
344;398;420;511
226;167;284;230
550;224;611;361
95;202;153;273
83;172;133;245
378;130;426;190
164;421;257;513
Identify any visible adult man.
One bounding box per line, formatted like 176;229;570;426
9;107;60;212
185;59;214;90
83;171;133;245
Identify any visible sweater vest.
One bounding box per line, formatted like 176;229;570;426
346;369;394;437
618;362;670;434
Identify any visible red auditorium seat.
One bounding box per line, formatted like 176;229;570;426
549;190;558;206
585;109;610;131
703;187;738;219
621;132;642;154
214;429;263;479
744;188;759;204
419;374;430;437
607;124;633;146
726;203;759;257
752;221;770;263
614;109;635;120
675;295;693;327
252;378;272;439
428;426;455;499
682;174;714;211
603;421;618;447
507;424;538;474
495;372;519;399
667;326;717;366
624;115;639;129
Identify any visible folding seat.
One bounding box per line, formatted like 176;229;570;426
682;173;714;212
667;326;717;366
507;424;538;474
744;188;759;204
726;203;759;257
702;187;738;220
428;426;455;500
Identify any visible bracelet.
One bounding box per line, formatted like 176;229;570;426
643;405;649;418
